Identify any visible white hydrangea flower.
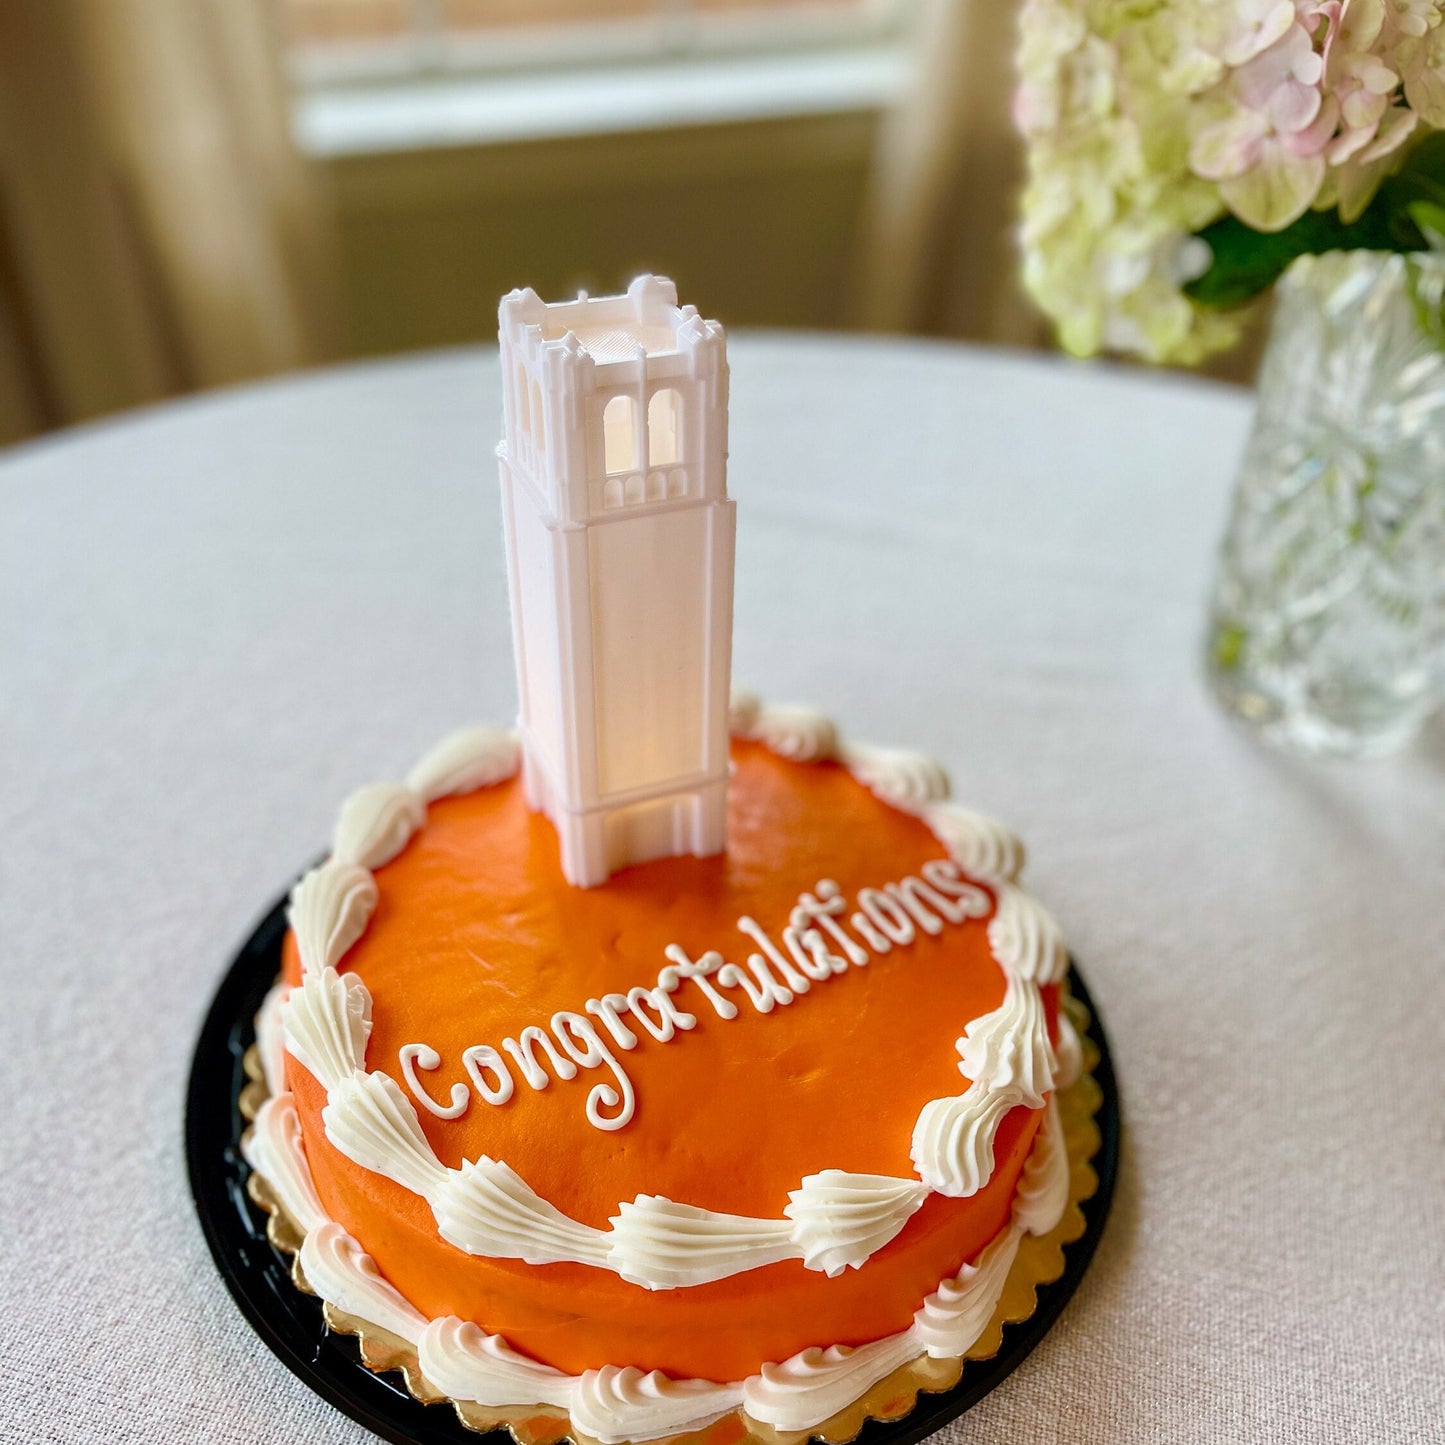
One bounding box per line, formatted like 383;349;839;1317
1016;0;1445;364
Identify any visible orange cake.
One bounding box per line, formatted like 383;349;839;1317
241;279;1082;1443
244;700;1082;1441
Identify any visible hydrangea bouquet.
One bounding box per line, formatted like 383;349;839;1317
1016;0;1445;363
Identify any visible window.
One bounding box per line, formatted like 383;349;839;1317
282;2;910;70
647;388;681;467
603;395;636;474
281;0;916;154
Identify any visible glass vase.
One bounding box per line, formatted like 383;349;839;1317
1205;250;1445;757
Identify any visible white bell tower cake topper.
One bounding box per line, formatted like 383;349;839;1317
497;275;736;888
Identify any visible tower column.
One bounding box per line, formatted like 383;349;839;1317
497;276;735;888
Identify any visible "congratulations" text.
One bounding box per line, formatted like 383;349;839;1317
397;858;990;1133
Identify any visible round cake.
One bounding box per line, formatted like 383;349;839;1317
244;697;1083;1443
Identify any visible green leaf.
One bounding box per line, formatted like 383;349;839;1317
1406;199;1445;248
1403;252;1445;348
1211;624;1247;672
1184;134;1445;311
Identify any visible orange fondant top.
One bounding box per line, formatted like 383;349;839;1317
286;742;1008;1229
281;740;1056;1378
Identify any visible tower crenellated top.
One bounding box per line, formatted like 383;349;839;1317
498;275;728;527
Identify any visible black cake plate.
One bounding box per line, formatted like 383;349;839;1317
187;884;1121;1445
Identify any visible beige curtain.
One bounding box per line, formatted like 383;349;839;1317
853;0;1045;347
0;0;337;445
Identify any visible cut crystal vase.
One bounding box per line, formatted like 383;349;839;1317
1205;250;1445;757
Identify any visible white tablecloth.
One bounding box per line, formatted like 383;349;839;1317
3;337;1442;1444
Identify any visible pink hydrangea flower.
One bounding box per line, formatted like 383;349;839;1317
1191;13;1334;228
1015;0;1445;363
1236;17;1326;132
1221;0;1298;65
1187;0;1425;229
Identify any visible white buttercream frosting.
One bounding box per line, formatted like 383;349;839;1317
1054;1009;1084;1091
839;742;951;811
301;1222;428;1346
280;967;372;1091
418;1322;745;1445
910;1098;1069;1359
607;1196;794;1289
399;1042;469;1119
432;1156;612;1269
246;1074;1078;1439
405;726;521;803
987;884;1068;985
287;860;377;975
418;1317;574;1409
956;978;1057;1110
321;1070;449;1199
741;1336;920;1430
910;1080;1022;1198
573;1368;743;1444
255;981;291;1099
726;689;761;737
785;1172;929;1276
332;782;426;870
242;1093;329;1235
923;801;1026;883
1011;1097;1070;1238
731;696;839;762
910;1224;1022;1359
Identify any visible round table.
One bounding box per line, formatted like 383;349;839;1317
2;337;1441;1444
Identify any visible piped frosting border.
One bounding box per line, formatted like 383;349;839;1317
244;1025;1080;1442
273;695;1072;1294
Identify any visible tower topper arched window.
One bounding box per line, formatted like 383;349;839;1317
603;395;636;475
515;362;530;437
647;388;682;467
530;380;545;451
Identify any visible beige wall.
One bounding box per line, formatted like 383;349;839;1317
323;111;879;354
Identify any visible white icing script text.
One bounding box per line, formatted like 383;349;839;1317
398;860;989;1132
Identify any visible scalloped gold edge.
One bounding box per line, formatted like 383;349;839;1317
240;989;1103;1445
